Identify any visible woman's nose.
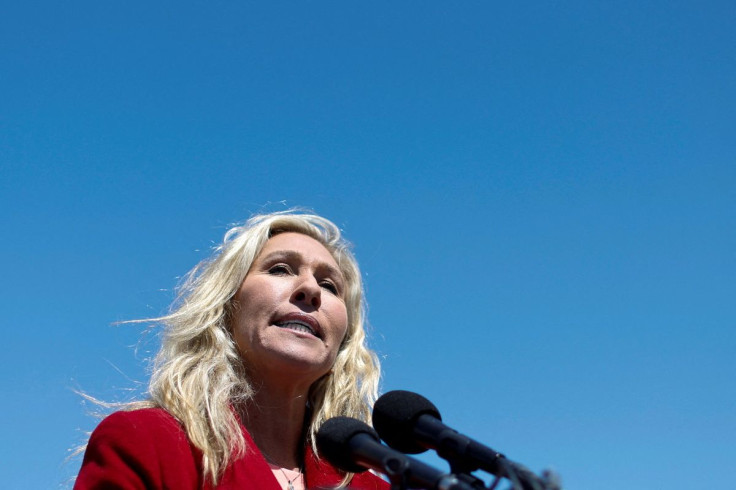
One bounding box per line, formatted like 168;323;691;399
291;275;321;309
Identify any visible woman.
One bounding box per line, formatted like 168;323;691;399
75;211;387;489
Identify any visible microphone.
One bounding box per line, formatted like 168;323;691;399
372;390;549;490
316;416;474;490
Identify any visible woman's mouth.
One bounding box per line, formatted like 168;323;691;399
273;311;323;339
275;320;318;337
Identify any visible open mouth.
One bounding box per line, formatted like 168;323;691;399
275;320;319;338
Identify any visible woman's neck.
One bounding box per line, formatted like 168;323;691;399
239;382;311;471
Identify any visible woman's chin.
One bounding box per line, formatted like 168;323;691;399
249;349;334;385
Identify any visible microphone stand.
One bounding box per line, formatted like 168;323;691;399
441;451;560;490
380;451;560;490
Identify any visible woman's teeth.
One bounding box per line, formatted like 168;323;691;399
277;322;316;336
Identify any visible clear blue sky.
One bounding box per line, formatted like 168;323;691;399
2;1;734;488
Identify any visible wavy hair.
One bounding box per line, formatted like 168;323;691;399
116;211;380;484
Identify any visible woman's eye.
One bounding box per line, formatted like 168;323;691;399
320;280;338;295
268;264;292;275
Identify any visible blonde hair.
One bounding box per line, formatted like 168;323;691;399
119;211;380;484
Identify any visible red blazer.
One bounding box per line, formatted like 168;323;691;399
75;408;388;489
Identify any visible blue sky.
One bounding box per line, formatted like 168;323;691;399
2;1;734;488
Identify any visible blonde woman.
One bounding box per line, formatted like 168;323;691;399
75;211;387;489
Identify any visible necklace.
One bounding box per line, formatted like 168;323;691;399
276;466;302;490
260;447;304;490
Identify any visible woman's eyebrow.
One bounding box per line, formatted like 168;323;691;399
259;250;301;263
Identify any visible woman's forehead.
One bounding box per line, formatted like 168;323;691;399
259;232;341;271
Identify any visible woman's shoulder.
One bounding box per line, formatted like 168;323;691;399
94;407;186;437
87;407;198;467
75;408;204;489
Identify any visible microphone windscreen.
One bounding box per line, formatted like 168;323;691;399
372;390;442;454
316;416;377;473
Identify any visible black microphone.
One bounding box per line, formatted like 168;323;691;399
316;416;474;490
373;390;548;490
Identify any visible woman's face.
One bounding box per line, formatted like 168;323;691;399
231;232;349;386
